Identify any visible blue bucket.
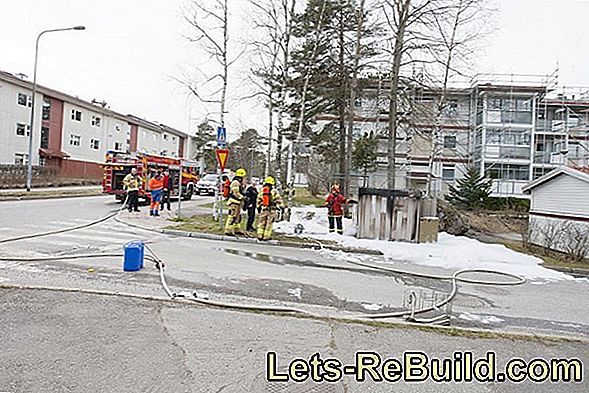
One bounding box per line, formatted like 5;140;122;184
123;241;144;271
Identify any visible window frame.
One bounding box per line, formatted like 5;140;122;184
70;109;83;122
69;134;81;147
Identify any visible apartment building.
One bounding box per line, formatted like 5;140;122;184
312;74;589;198
0;70;188;179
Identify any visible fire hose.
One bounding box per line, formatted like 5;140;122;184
0;195;526;324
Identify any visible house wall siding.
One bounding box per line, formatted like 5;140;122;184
530;174;589;218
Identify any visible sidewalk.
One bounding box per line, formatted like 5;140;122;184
0;185;101;194
0;185;103;201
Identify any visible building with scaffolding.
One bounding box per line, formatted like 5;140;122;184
311;72;589;199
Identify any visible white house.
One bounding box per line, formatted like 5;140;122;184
522;166;589;259
0;70;189;179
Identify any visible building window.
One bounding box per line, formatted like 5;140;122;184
91;116;102;127
172;136;176;142
71;109;82;122
90;139;100;150
163;133;168;140
42;98;51;120
41;126;49;149
69;134;81;146
114;142;122;151
16;123;30;136
17;93;31;107
443;135;457;149
115;125;121;132
442;165;455;181
14;153;28;165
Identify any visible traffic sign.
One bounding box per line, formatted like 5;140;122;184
215;148;229;172
217;127;227;147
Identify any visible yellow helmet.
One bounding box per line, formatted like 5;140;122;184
235;168;247;177
264;176;275;185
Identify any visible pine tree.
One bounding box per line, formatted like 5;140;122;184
352;132;378;186
446;167;492;211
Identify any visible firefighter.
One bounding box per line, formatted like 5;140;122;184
256;176;284;241
325;183;356;235
161;169;172;211
224;168;247;235
123;167;141;213
148;171;165;216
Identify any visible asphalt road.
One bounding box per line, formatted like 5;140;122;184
0;289;587;393
0;196;588;391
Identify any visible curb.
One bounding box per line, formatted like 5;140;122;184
115;216;383;256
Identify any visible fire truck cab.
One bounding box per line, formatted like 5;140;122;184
102;151;199;202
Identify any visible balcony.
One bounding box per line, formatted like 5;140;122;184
486;110;533;125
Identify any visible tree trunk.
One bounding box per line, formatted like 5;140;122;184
387;0;411;190
338;6;347;195
347;0;365;196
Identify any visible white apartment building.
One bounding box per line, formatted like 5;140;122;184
0;70;189;179
311;74;589;198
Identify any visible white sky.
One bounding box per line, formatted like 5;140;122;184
1;0;588;140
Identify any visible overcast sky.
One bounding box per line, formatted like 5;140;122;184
1;0;588;140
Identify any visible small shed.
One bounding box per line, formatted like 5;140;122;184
522;166;589;258
355;188;437;242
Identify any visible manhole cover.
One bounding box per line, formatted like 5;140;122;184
251;369;346;392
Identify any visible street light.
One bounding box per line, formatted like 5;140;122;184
26;26;86;191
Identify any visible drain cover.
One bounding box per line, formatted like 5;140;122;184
251;369;346;392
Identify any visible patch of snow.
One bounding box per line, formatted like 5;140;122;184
574;277;589;284
362;303;384;311
458;312;504;324
275;206;573;281
287;287;302;299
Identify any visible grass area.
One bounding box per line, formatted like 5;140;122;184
168;214;225;235
290;187;325;207
166;212;335;246
501;239;589;271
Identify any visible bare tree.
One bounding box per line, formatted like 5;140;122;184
346;0;367;196
181;0;231;127
247;0;298;180
425;0;492;196
380;0;440;189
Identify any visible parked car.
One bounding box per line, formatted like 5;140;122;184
196;174;218;196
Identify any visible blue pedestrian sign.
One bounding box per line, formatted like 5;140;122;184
217;127;227;147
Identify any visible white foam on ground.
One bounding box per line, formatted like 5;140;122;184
457;312;504;324
287;287;302;299
362;303;384;311
275;206;574;281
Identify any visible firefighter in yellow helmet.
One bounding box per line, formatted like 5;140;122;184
224;168;247;236
256;176;284;241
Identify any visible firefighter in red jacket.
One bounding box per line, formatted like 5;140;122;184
325;183;355;235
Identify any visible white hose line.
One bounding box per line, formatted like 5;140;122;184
0;195;129;245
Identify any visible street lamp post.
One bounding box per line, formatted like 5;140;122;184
26;26;85;192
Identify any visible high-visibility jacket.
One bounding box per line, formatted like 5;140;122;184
257;186;284;210
227;179;244;205
148;176;164;191
123;173;141;191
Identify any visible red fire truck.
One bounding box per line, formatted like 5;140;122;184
102;151;200;202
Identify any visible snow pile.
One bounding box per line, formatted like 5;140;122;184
275;206;574;281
